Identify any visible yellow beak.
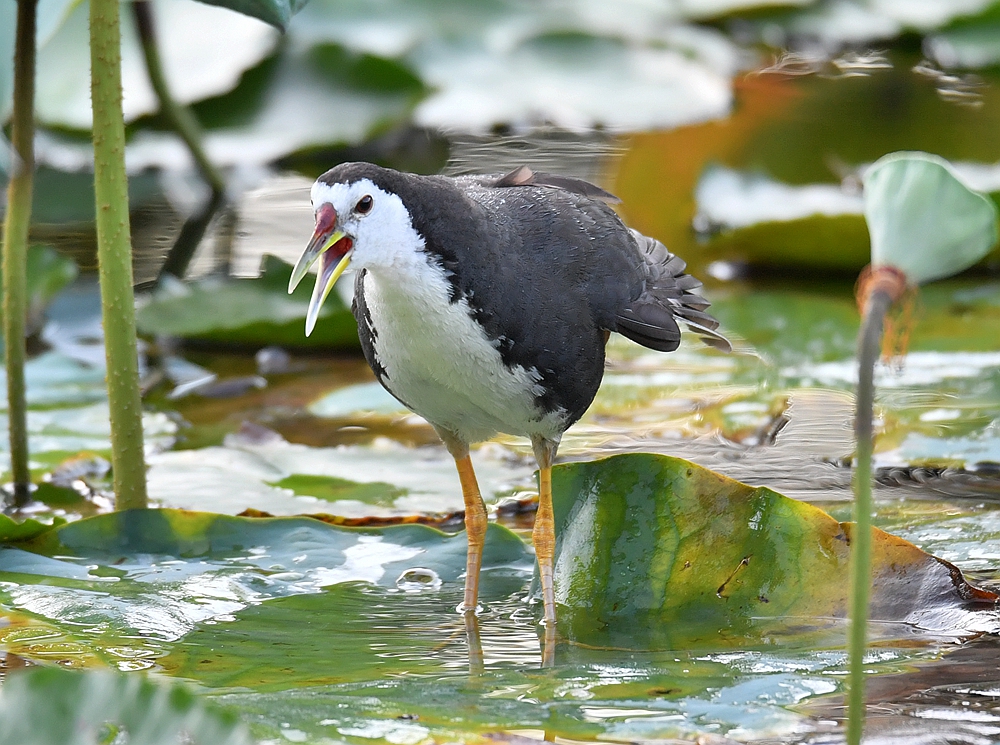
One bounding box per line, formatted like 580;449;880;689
290;204;354;336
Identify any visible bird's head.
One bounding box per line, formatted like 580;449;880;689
288;165;420;336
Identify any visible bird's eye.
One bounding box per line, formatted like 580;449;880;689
355;195;373;214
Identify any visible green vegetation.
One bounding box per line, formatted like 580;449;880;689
3;2;1000;742
847;152;999;745
88;0;148;510
2;0;39;506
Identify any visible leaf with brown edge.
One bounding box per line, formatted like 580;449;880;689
237;507;466;529
549;453;998;649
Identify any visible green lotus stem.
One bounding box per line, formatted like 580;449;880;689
2;0;39;507
90;0;148;510
132;0;227;282
132;0;225;197
846;288;891;745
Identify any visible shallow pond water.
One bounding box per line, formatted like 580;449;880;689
4;33;1000;744
3;259;999;743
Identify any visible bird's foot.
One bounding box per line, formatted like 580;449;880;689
456;600;482;615
541;622;556;668
464;611;484;675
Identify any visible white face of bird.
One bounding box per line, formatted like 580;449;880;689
288;178;423;336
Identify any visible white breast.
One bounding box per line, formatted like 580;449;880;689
361;257;566;444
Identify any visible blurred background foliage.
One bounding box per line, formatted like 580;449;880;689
5;0;1000;284
4;3;1000;743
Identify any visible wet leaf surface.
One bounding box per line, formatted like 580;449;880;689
551;454;998;650
0;484;994;742
9;6;1000;737
0;667;252;745
146;437;534;517
136;255;359;350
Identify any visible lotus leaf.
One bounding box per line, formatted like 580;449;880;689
135;255;358;349
195;0;309;31
0;667;251;745
0;456;997;741
864;152;998;284
549;454;998;647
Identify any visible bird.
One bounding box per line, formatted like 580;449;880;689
288;162;730;658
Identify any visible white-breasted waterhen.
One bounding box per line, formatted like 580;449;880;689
288;162;730;659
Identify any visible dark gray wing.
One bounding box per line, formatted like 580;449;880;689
615;230;732;353
473;171;730;354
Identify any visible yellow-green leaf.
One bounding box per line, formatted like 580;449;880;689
550;454;997;647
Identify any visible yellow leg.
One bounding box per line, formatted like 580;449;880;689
455;453;487;613
531;436;558;666
436;428;487;614
464;610;484;676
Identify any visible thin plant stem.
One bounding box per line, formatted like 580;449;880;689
155;189;224;283
132;0;227;282
846;288;892;745
132;0;225;197
2;0;39;508
90;0;149;510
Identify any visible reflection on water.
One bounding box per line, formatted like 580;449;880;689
197;581;948;743
7;40;1000;743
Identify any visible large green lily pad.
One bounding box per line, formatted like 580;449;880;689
0;667;251;745
550;454;998;648
135;255;358;350
0;454;998;742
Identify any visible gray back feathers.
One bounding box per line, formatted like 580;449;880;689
616;231;732;353
320;161;730;422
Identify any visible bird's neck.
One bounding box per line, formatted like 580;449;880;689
363;251;455;315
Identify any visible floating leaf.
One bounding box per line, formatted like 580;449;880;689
270;473;408;504
34;0;278;129
0;246;78;335
780;1;994;48
691;166;870;271
695;166;864;230
0;667;251;745
135;255;358;350
287;1;739;134
0;514;61;543
864;152;999;284
411;31;732;133
195;0;309;31
0;400;177;473
146;436;531;517
308;381;407;417
0;487;993;740
1;508;532;665
550;454;998;648
308;43;425;94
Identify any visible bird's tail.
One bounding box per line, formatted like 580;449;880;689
615;231;732;353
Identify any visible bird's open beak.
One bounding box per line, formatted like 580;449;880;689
289;204;355;336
